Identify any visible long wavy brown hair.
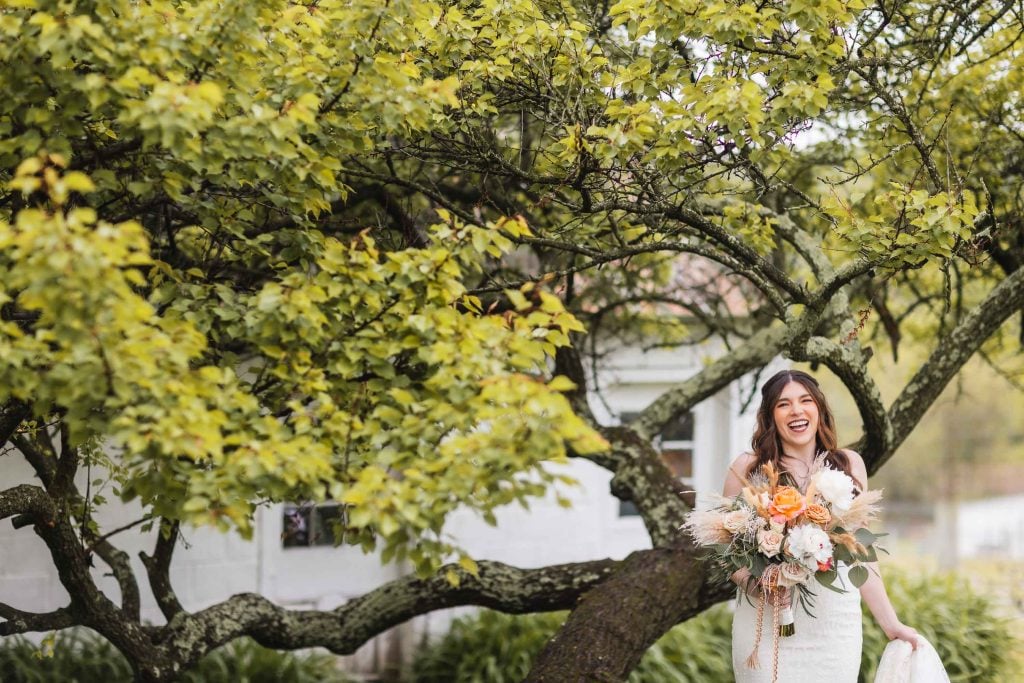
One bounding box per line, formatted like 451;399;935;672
747;370;859;489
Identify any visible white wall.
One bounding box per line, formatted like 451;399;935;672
956;494;1024;559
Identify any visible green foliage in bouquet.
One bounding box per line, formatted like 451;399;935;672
0;630;352;683
408;605;733;683
859;571;1020;683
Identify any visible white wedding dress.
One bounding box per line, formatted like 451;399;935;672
732;564;862;682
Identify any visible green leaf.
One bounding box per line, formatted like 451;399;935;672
847;564;869;588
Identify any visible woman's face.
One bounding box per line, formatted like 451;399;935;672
772;380;820;454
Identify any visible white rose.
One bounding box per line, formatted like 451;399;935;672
812;468;855;512
757;529;783;558
785;523;834;571
778;561;811;587
722;509;752;534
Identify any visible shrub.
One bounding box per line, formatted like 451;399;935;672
0;630;351;683
628;603;733;682
410;570;1020;683
859;571;1020;682
409;609;566;683
0;629;133;683
408;604;734;683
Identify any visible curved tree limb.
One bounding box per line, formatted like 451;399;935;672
791;336;893;460
633;323;790;441
140;519;184;622
0;603;76;637
884;264;1024;472
161;557;620;668
10;432;142;622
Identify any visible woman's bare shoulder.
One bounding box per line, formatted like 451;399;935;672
730;452;757;468
723;453;756;495
838;448;866;468
839;448;868;488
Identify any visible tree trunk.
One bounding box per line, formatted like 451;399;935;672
526;544;731;682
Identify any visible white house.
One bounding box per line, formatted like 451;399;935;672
0;345;774;677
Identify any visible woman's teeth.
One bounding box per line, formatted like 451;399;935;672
788;420;809;432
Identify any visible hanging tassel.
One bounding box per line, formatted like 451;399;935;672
771;595;782;683
747;565;786;676
745;593;765;670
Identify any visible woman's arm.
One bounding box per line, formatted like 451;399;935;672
843;450;920;649
860;562;919;647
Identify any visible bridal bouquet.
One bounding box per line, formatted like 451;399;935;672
682;459;884;637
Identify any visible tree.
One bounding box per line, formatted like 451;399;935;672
2;0;1023;680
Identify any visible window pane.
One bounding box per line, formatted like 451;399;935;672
312;505;343;546
619;499;640;516
661;448;693;479
282;505;310;547
660;411;694;442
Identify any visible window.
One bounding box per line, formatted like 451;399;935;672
282;503;347;548
618;409;695;516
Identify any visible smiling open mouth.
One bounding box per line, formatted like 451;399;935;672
787;419;810;433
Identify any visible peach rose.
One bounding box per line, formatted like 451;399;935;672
722;509;752;534
778;561;811;587
805;503;831;526
768;486;806;522
757;528;784;558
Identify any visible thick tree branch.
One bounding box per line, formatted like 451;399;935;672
11;431;141;621
162;558;619;666
791;336;893;460
11;431;57;487
140;519;185;622
884;265;1024;471
633;323;790;441
0;603;76;636
0;484;55;522
589;324;790;545
526;545;732;682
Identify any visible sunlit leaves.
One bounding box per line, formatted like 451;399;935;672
821;186;980;264
1;155;606;573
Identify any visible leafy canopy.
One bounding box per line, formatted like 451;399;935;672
0;0;613;577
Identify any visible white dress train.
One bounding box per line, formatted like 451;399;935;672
732;564;862;682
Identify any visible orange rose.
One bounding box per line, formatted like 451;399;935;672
768;486;806;522
805;503;831;526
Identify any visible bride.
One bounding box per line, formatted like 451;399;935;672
724;370;920;682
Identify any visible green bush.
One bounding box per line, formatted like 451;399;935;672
859;571;1020;682
0;630;352;683
0;629;133;683
407;604;733;683
410;571;1020;683
409;609;567;683
628;603;733;682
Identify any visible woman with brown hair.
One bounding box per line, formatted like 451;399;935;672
724;369;919;682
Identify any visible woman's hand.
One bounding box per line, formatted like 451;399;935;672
731;568;763;599
731;569;790;607
884;621;921;650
